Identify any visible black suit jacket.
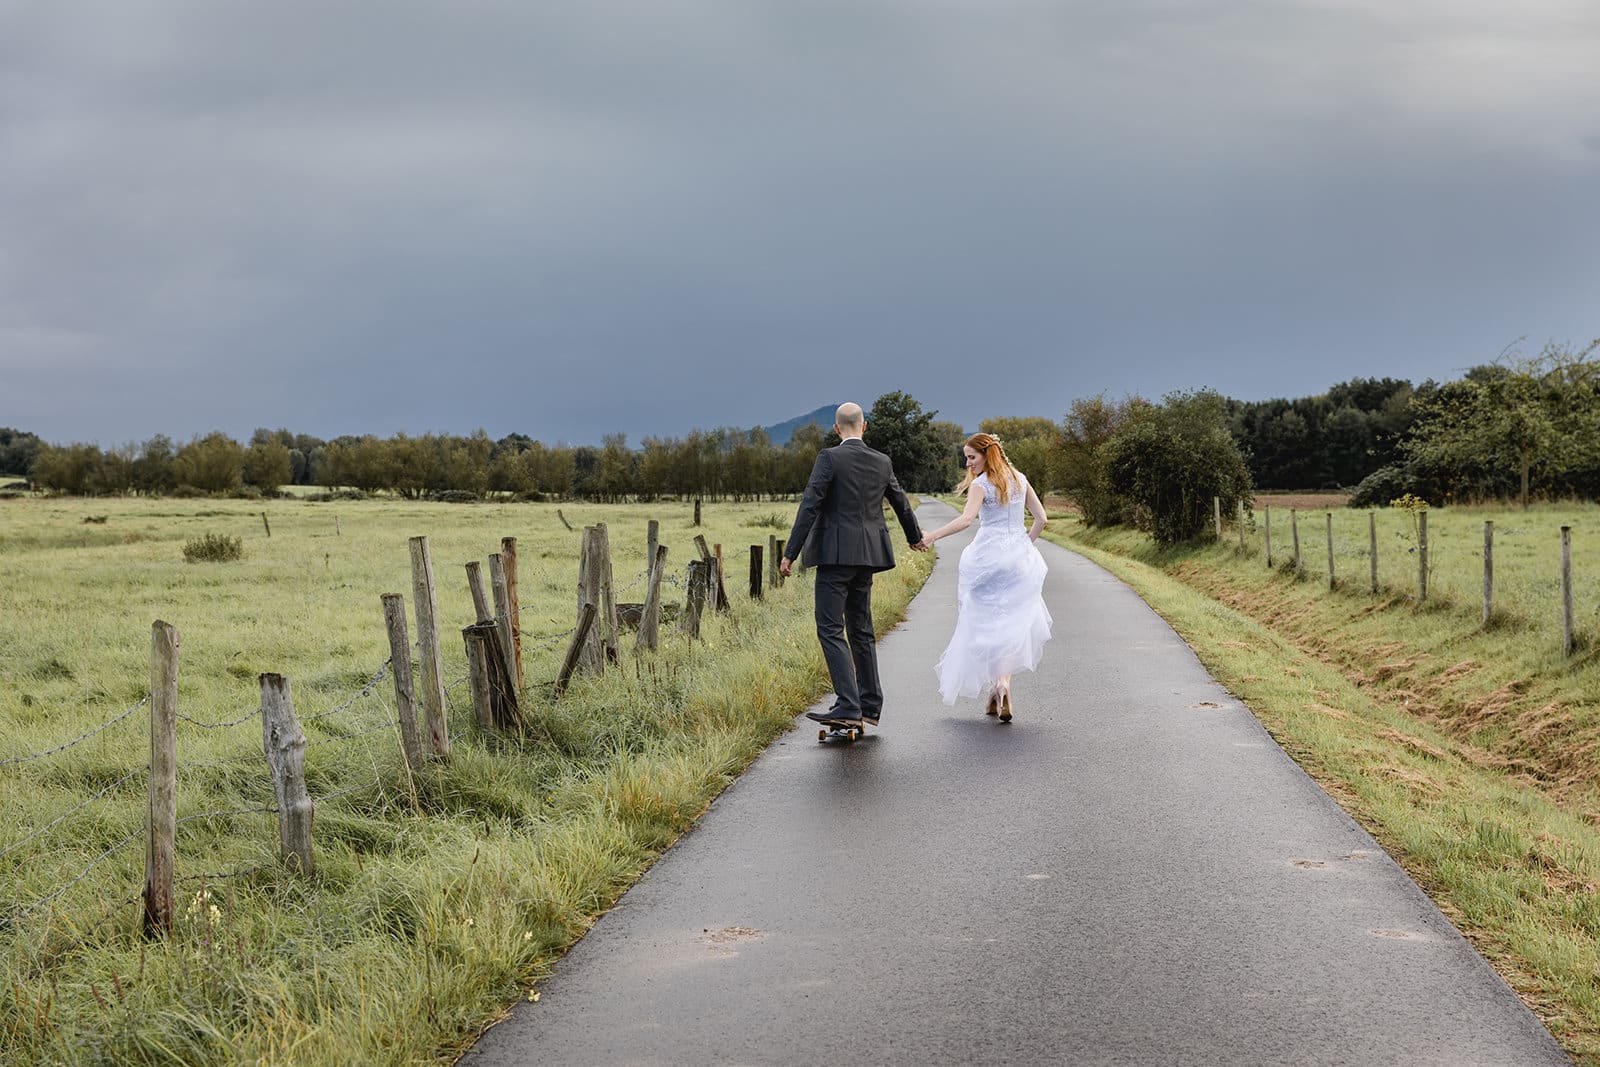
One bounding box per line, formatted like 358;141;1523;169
784;439;922;571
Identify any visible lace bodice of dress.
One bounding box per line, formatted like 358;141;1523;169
976;473;1027;536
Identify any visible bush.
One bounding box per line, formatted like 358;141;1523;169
747;511;788;529
182;533;244;563
1105;390;1253;544
307;489;368;502
1348;465;1416;508
430;489;478;504
228;485;264;500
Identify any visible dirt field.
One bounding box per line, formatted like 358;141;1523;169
1252;492;1353;511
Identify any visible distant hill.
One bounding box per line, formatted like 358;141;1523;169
762;404;834;446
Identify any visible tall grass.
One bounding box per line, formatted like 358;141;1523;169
0;495;932;1065
1045;511;1600;1063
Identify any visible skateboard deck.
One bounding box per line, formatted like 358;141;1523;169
816;720;865;742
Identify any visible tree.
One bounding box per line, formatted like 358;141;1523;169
243;440;292;491
32;443;103;494
863;391;955;493
0;428;42;478
1059;394;1149;527
173;433;245;493
1402;341;1600;508
134;435;176;495
1105;390;1253;544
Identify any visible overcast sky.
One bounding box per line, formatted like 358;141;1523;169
4;1;1597;448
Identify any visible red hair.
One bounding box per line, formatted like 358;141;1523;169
957;432;1018;504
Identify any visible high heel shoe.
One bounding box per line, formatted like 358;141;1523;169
998;690;1013;723
985;690;1000;716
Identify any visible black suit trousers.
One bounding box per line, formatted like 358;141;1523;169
812;564;881;717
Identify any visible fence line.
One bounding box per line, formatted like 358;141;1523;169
0;764;147;862
0;695;148;767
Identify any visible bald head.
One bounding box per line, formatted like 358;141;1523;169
835;402;865;438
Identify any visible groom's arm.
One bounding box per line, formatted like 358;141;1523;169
783;449;834;563
885;470;922;545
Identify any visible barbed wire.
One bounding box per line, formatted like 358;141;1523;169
0;764;148;863
306;716;398;748
317;776;384;805
8;825;143;921
0;696;148;768
175;803;277;827
176;707;259;730
300;660;391;722
176;864;271;885
181;751;267;770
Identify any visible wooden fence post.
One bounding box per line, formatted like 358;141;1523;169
501;537;522;689
408;536;449;758
637;545;668;652
681;559;708;639
381;593;424;775
462;623;522;731
1325;513;1335;588
144;621;179;938
556;604;598;697
1265;505;1273;568
646;520;660;587
1561;526;1575;656
1482;521;1494;626
749;544;763;599
1291;509;1302;573
1213;497;1222;540
260;512;271;539
596;523;619;663
1236;499;1246;551
488;553;517;685
694;498;702;526
1417;510;1429;603
466;561;492;623
768;534;781;588
1368;511;1378;594
259;673;313;875
712;543;729;611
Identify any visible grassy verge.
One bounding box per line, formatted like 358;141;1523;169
1041;516;1600;1064
1;496;932;1065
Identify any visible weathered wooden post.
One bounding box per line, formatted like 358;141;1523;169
260;512;271;538
408;536;449;758
1417;510;1429;603
1213;497;1222;540
1236;500;1246;551
259;673;313;875
466;561;492;624
488;553;517;685
595;522;619;663
144;621;179;937
1368;511;1378;594
637;545;668;652
693;498;702;526
381;593;424;775
556;603;598;697
1264;505;1273;568
646;519;660;587
1561;526;1575;656
768;534;781;588
501;536;522;688
1482;521;1494;626
681;559;708;639
335;516;341;537
693;534;712;565
1325;513;1336;588
1291;509;1302;573
749;544;763;599
712;543;729;611
463;623;523;731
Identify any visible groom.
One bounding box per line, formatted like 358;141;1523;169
780;402;924;729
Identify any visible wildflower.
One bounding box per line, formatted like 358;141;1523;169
527;989;541;1002
524;932;534;941
208;904;222;926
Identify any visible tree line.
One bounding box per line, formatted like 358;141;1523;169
5;391;967;502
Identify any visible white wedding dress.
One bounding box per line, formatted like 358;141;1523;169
935;471;1054;704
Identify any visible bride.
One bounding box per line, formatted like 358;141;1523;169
916;433;1053;721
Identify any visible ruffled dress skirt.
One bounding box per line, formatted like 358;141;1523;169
935;528;1053;704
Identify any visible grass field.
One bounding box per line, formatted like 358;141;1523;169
0;494;933;1065
1044;508;1600;1063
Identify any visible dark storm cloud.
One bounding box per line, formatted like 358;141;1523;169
3;0;1597;446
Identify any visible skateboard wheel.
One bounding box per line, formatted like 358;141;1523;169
818;729;827;741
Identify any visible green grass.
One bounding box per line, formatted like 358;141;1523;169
0;495;932;1065
1043;511;1600;1063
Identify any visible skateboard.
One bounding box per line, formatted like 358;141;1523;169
816;720;865;743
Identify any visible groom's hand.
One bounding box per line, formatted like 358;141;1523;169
779;557;793;578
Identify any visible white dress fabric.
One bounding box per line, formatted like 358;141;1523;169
936;472;1054;704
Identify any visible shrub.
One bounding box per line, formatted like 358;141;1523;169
747;512;788;529
1105;389;1253;544
430;489;478;504
1349;464;1422;508
182;533;244;563
228;485;264;500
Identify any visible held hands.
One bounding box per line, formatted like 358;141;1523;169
911;535;933;552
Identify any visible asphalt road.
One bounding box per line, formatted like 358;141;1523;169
462;500;1568;1066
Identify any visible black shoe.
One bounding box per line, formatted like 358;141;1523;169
806;709;861;726
860;712;880;726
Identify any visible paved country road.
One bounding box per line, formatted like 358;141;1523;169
462;500;1569;1066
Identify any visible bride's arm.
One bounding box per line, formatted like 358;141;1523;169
922;483;983;546
1025;482;1048;543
